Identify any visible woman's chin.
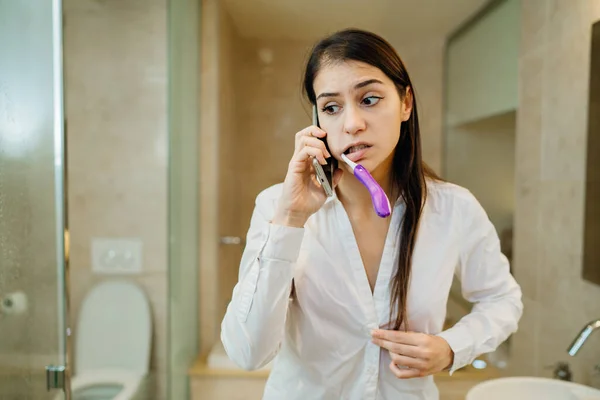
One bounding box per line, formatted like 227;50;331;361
359;159;379;173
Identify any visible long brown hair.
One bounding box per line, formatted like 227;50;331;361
303;28;440;330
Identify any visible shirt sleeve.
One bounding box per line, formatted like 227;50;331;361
436;191;524;375
220;187;305;371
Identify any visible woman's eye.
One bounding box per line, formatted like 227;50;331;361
362;96;382;106
322;104;340;114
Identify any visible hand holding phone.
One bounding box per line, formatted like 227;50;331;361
311;106;334;197
271;108;335;227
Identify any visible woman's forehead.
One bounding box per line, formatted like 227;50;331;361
313;61;391;93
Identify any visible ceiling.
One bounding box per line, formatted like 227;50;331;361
223;0;490;43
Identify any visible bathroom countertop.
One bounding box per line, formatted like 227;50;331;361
189;353;502;382
189;348;503;400
189;358;271;379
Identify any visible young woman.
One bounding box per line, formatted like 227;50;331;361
221;28;523;400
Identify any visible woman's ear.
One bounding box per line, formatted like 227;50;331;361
400;87;413;122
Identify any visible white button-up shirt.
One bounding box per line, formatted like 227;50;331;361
221;180;523;400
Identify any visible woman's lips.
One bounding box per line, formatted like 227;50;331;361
344;146;370;162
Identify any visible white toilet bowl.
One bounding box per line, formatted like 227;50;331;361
70;369;145;400
65;280;152;400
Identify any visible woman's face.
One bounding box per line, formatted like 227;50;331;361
313;60;412;176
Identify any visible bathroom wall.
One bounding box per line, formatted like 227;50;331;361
63;0;168;398
198;0;221;357
445;111;516;236
444;0;519;240
393;37;445;174
233;36;315;255
510;0;600;384
445;0;520;127
217;4;242;339
197;1;317;352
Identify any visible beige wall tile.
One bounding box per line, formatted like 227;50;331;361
593;2;600;21
547;0;593;44
581;280;600;320
513;183;540;300
394;38;445;174
520;0;549;57
199;0;224;356
513;0;600;385
516;50;543;184
63;0;168;398
540;28;590;182
514;49;543;302
218;8;244;322
537;301;598;382
508;297;541;376
537;180;585;266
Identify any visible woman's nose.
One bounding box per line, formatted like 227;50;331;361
342;106;366;135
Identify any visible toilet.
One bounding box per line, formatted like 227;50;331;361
68;280;152;400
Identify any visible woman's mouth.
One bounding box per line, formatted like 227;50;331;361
343;144;372;162
344;144;372;155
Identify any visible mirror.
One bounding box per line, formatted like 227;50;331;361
583;19;600;285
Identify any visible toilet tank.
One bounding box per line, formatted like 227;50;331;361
75;281;151;374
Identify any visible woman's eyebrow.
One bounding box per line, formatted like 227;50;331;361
316;79;384;100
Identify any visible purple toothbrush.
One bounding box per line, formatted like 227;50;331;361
340;153;391;218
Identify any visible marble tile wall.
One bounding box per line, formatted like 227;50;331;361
63;0;168;397
511;0;600;384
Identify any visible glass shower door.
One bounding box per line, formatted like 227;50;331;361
0;0;70;399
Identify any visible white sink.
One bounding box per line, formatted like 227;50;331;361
466;377;600;400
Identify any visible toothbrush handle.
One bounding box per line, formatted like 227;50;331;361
354;165;392;217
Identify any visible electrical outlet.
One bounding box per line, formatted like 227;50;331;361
91;238;143;274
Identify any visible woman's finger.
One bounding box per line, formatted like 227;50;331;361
371;337;401;354
297;136;331;158
386;342;422;359
293;145;328;166
372;330;425;347
389;351;426;370
372;337;421;358
389;361;422;379
294;126;326;143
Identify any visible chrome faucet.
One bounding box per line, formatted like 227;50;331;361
567;319;600;356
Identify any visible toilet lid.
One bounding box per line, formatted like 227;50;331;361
76;281;151;374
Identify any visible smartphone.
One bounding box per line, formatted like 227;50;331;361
312;105;336;197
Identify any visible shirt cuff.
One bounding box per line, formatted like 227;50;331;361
261;223;305;263
436;325;474;375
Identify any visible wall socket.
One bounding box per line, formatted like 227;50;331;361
91;238;143;274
